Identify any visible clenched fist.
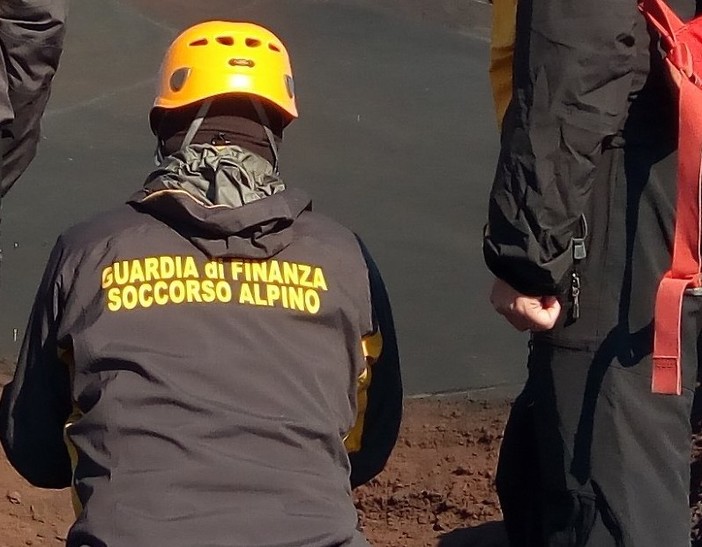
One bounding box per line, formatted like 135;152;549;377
489;277;561;332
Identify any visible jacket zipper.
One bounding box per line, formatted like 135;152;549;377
570;270;582;320
570;215;588;322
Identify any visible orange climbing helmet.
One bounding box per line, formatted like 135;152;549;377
151;21;298;131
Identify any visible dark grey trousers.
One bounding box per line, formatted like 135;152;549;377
497;304;700;546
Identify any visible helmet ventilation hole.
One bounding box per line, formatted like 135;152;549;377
268;43;281;52
216;36;234;46
245;38;261;47
189;38;208;46
229;58;255;67
169;67;191;92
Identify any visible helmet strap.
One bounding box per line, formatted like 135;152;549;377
153;98;281;172
154;138;165;166
249;97;280;174
153;99;212;166
181;99;213;149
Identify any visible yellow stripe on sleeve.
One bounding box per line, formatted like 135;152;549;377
344;330;383;453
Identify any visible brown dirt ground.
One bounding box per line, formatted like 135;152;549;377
355;398;509;547
1;394;701;547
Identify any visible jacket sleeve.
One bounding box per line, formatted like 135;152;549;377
345;238;402;489
0;0;67;195
483;0;639;296
0;238;72;489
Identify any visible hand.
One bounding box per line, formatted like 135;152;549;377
489;278;561;332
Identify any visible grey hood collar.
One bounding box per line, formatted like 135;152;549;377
129;145;311;260
146;144;285;207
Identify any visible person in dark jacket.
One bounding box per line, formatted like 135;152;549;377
484;0;701;545
0;21;402;547
0;0;66;193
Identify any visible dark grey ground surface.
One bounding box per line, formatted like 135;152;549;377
0;0;527;396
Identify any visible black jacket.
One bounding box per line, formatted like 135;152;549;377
0;146;401;547
0;0;66;194
483;0;698;296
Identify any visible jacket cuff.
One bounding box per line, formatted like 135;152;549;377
483;238;572;297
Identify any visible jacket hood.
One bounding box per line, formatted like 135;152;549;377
129;145;311;259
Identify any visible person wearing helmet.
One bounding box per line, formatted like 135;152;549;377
0;21;402;547
0;0;66;193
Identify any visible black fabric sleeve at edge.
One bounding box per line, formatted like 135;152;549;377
0;238;72;489
349;236;403;489
0;0;67;195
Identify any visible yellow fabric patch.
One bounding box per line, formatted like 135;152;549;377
489;0;518;127
344;330;383;453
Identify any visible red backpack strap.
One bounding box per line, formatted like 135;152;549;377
640;0;702;395
639;0;683;48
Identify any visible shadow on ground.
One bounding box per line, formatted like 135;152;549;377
438;521;508;547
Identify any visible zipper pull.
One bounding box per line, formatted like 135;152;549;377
573;237;587;261
573;215;588;261
571;272;581;320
